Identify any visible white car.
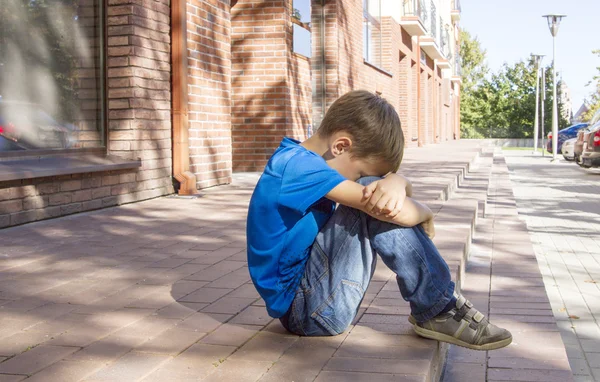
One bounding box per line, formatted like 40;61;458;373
562;137;577;161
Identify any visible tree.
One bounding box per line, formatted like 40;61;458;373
583;49;600;122
458;30;490;138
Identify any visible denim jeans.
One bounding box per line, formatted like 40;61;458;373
280;177;455;336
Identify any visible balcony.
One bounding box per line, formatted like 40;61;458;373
452;54;462;83
437;25;451;68
419;1;444;61
451;0;461;22
400;0;427;37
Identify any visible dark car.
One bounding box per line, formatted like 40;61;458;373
547;123;589;153
580;111;600;169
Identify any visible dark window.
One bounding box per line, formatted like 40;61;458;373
0;0;104;153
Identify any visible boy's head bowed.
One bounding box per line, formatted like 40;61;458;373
318;90;404;172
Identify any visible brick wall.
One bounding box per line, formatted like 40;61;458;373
231;0;289;172
0;0;174;228
187;0;233;188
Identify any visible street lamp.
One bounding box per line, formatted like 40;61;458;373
531;54;544;154
542;14;566;161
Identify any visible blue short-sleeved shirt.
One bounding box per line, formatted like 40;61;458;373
247;137;346;318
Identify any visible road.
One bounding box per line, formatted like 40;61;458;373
505;151;600;381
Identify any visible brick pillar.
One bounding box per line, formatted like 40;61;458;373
186;0;233;188
231;0;289;172
107;0;173;184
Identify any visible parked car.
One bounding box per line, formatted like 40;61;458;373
580;111;600;169
0;101;76;151
576;110;600;168
547;123;589;153
561;138;577;161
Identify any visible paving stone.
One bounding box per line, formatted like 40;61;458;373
26;360;106;382
487;368;573;381
84;351;170;381
0;345;79;375
228;331;297;362
229;306;273;326
135;327;206;355
442;362;486;382
141;344;237;381
0;374;27;382
177;287;232;304
315;371;426;382
155;302;207;319
199;324;261;347
324;356;430;376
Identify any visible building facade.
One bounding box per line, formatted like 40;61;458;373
0;0;462;227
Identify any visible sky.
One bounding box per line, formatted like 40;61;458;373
460;0;600;111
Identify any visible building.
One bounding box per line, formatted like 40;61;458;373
572;102;589;124
558;77;572;123
0;0;462;228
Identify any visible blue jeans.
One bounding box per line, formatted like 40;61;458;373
280;177;455;336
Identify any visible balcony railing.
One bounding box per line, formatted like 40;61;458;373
454;54;462;77
430;1;439;46
403;0;427;25
452;0;462;12
440;24;450;58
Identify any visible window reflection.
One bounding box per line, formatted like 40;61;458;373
0;0;104;152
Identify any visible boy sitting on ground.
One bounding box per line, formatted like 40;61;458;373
246;90;512;350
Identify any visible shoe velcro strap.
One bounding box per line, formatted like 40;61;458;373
473;311;484;323
456;295;467;309
453;303;471;322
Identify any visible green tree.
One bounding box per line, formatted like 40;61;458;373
459;30;490;138
583;49;600;121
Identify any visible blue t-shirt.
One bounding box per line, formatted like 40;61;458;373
247;137;346;318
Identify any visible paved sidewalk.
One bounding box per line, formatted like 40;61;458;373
0;141;572;381
505;152;600;381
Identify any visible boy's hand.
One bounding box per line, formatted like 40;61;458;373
362;174;411;218
421;218;436;239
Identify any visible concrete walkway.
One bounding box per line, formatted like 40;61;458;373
0;141;572;381
505;152;600;381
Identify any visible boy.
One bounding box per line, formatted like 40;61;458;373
246;90;512;350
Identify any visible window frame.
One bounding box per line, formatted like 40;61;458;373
292;0;312;58
0;0;108;159
363;0;383;68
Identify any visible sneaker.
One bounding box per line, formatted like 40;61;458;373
408;294;512;351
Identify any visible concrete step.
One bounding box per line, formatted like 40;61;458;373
442;149;574;382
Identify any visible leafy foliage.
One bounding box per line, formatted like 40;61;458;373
459;30;569;138
582;49;600;122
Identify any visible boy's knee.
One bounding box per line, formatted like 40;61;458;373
357;176;383;187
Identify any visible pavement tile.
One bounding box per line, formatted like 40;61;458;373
177;287;232;304
314;371;426;382
0;345;79;375
201;296;256;315
0;374;27;382
175;312;230;333
169;280;208;299
487;356;571;370
199;324;261;347
229;283;261;299
135;327;206;355
324;356;430;375
83;351;170;381
487;368;573;381
26;360;106;382
155;301;207;319
203;359;273;382
229;306;273;326
141;344;237;382
228;331;298;362
442;362;486;382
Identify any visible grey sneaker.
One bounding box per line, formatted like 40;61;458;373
408;294;512;351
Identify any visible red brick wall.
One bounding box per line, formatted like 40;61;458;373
187;0;233;188
0;0;174;228
231;0;289;172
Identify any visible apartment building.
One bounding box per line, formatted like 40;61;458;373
0;0;462;227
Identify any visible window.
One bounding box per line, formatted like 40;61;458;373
292;0;311;58
363;0;382;68
0;0;104;153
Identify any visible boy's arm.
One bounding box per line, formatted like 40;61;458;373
326;180;432;227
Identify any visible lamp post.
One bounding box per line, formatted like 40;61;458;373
542;14;566;161
531;54;544;154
